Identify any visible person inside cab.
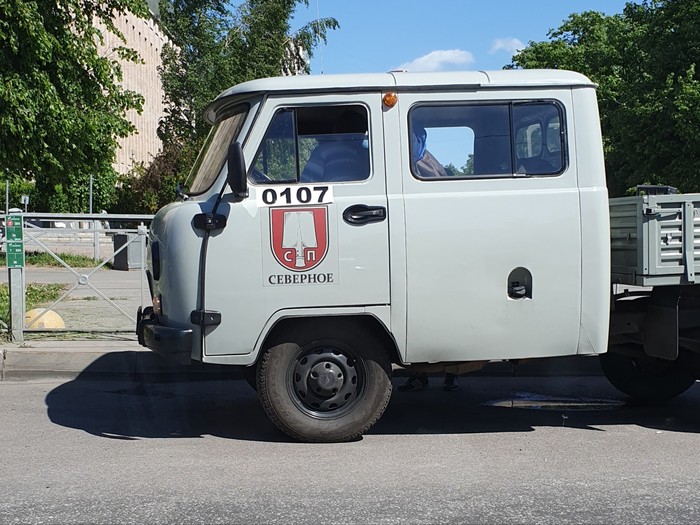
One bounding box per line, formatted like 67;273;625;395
411;126;449;178
301;110;370;183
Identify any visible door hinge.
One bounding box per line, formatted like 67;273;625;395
190;310;222;326
193;213;227;231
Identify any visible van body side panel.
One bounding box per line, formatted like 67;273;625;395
573;87;611;354
381;92;409;362
202;305;392;365
202;196;267;358
149;200;207;358
392;88;583;363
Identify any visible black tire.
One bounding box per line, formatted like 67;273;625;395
600;345;697;403
257;319;392;443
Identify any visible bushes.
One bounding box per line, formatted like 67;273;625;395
110;141;199;214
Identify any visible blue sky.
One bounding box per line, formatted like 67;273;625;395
291;1;630;74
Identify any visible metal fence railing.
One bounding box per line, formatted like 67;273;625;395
1;213;154;341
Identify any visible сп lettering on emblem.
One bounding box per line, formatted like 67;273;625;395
270;207;328;272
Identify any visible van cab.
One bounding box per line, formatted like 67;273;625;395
137;70;610;442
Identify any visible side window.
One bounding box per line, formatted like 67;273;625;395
414;125;476;177
410;104;512;179
252;109;297;183
251;105;370;184
409;101;565;180
513;103;563;175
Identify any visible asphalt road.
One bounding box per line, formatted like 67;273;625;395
1;374;700;524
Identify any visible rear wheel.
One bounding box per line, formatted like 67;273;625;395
257;319;392;442
600;345;697;403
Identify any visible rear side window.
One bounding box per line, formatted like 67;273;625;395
513;104;563;174
251;105;370;184
409;101;565;179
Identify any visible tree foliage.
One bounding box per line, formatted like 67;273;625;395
158;0;338;146
113;0;339;213
510;0;700;196
0;0;150;211
112;141;197;213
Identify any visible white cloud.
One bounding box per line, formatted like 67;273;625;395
490;38;524;55
398;49;475;72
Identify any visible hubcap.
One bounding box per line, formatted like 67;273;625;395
291;346;361;415
309;361;344;396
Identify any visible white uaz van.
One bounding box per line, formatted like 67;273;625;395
137;70;610;442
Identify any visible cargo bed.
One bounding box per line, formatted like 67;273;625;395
610;194;700;286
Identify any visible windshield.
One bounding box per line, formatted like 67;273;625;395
185;103;249;195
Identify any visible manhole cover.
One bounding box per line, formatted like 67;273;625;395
483;393;625;411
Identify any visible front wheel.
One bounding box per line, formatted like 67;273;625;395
257;319;392;442
600;345;697;403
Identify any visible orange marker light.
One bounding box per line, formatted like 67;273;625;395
383;92;398;108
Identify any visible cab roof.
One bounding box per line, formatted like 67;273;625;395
204;69;595;123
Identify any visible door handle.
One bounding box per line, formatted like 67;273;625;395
343;204;386;225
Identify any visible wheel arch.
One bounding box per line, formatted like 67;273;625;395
261;314;401;366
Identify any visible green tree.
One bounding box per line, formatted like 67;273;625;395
114;0;338;213
156;0;235;147
113;142;196;213
159;0;338;145
444;154;473;177
0;0;150;212
510;1;700;196
2;174;34;211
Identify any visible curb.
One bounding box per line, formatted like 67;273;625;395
0;339;604;381
0;339;245;381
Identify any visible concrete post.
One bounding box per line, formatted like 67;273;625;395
8;267;24;342
138;224;147;306
93;220;100;261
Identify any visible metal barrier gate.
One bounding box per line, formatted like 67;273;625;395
1;213;154;340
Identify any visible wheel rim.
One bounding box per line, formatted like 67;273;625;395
288;344;365;418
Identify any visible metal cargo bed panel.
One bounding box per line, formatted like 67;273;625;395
610;194;700;286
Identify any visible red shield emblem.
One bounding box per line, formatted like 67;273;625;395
270;207;328;271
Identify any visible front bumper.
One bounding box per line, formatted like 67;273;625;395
136;306;194;366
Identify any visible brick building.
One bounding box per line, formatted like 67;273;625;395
99;1;167;175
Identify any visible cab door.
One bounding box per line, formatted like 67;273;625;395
203;94;390;358
386;89;582;363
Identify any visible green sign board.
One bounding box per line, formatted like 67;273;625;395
4;214;24;268
5;242;24;268
5;215;23;242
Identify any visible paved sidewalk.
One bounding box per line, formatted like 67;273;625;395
1;338;153;380
0;336;604;381
0;338;253;381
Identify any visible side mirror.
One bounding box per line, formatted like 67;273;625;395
227;142;248;199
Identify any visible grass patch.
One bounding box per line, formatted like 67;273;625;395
0;251;111;268
0;283;66;331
